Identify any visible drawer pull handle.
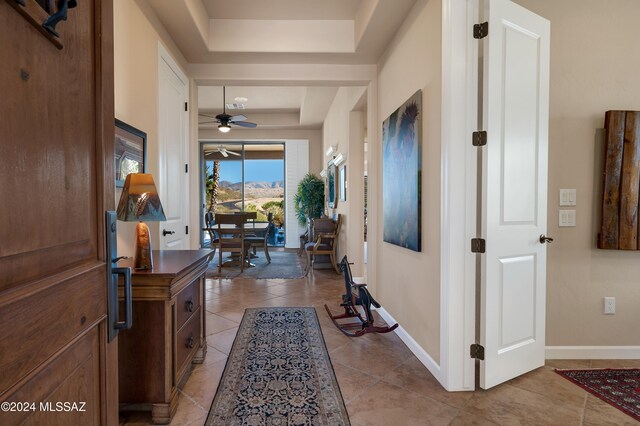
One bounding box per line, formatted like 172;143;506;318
186;334;195;349
185;298;194;312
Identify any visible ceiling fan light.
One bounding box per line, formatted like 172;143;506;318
218;123;231;133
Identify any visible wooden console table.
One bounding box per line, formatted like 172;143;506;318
117;250;213;424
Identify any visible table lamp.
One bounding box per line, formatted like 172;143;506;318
116;173;166;270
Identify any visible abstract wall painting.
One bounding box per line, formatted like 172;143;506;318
382;90;422;252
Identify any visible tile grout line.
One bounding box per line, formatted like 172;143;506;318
176;388;208;414
579;391;588;426
376;356;473;414
343;378;384;406
446;408;464;426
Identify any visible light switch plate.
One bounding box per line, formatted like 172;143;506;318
560;189;577;206
559;209;576;227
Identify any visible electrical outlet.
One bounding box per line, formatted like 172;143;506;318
604;297;615;315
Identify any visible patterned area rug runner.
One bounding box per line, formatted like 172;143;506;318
555;368;640;421
206;307;350;426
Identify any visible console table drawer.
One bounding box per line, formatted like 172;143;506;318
176;279;200;330
176;307;201;376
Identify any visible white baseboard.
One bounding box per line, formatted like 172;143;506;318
546;346;640;359
375;307;443;383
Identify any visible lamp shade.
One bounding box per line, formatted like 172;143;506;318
116;173;166;222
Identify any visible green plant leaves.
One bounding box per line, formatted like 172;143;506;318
294;173;325;226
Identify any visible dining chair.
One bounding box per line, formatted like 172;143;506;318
244;212;273;263
203;211;217;250
215;213;247;273
236;211;258;237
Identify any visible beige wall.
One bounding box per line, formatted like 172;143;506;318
374;0;442;362
322;87;367;274
114;0;189;256
512;0;640;347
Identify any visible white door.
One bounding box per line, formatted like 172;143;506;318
158;44;189;249
480;0;550;389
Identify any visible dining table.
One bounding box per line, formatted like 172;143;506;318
203;218;271;267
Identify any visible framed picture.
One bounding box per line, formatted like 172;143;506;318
327;161;337;208
382;90;422;252
115;119;146;188
339;164;346;202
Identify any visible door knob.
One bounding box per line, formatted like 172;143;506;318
539;234;554;244
163;229;175;236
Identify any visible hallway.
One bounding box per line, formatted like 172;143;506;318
119;272;639;425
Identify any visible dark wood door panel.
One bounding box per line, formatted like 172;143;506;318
0;0;97;291
0;0;116;423
0;265;106;394
1;327;101;425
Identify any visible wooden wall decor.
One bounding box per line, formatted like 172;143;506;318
599;110;640;250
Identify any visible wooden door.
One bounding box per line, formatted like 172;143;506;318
158;44;189;250
480;0;550;389
0;1;117;424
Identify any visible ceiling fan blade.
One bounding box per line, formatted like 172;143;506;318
226;150;241;156
232;121;257;128
229;114;247;122
199;121;219;124
220;150;228;157
199;113;216;118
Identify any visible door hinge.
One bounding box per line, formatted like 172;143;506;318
185;226;189;235
474;22;489;39
185;102;188;112
472;131;487;146
470;343;485;360
471;238;486;253
185;164;189;173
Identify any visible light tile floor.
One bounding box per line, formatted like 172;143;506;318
120;269;640;426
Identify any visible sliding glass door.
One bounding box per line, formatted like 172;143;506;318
202;142;285;246
204;144;243;215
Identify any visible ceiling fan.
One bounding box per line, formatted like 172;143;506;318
199;86;257;133
205;145;241;158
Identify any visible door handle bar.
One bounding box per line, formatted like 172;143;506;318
112;267;132;330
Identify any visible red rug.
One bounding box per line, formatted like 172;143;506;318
555;368;640;421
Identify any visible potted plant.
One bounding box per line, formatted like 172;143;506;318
294;173;325;241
